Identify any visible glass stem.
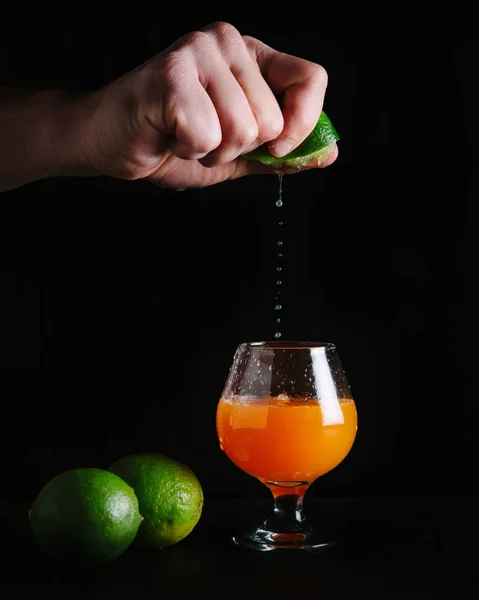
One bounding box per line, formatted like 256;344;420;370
263;493;313;536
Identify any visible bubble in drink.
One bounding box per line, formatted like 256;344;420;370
277;241;283;246
274;332;281;338
275;304;282;311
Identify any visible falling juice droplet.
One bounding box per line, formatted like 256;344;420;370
273;174;285;339
275;173;283;207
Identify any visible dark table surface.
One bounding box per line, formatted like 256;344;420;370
2;494;479;599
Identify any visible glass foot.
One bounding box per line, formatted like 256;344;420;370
231;526;334;552
231;493;334;552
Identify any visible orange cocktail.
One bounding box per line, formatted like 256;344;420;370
216;396;357;495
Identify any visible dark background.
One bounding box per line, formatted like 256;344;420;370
1;1;478;507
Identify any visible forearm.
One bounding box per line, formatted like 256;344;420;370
0;87;98;193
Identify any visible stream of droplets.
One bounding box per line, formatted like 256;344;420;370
273;173;284;339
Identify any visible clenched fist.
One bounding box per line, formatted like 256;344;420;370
79;21;337;189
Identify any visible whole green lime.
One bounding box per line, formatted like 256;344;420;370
29;468;142;565
108;453;204;549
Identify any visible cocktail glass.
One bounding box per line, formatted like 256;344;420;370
216;341;358;551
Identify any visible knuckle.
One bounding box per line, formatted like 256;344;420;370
183;29;211;51
207;21;240;41
241;35;256;47
195;131;222;155
172;120;222;158
260;115;284;141
153;49;193;94
231;122;258;147
241;35;258;60
204;135;223;154
159;51;186;83
310;63;328;87
175;137;220;159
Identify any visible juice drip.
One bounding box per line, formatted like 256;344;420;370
274;173;283;339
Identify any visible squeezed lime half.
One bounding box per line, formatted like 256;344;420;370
243;111;339;168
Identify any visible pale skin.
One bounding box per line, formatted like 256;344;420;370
0;21;338;194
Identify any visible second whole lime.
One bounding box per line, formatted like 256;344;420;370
108;453;204;549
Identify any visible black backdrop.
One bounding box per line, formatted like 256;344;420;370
1;1;478;504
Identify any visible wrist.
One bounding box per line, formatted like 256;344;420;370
39;89;102;180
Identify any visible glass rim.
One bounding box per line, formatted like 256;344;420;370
238;341;337;350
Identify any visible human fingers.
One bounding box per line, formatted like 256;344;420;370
197;22;284;167
146;43;223;160
245;36;328;158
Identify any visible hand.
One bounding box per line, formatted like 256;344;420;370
79;21;337;189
